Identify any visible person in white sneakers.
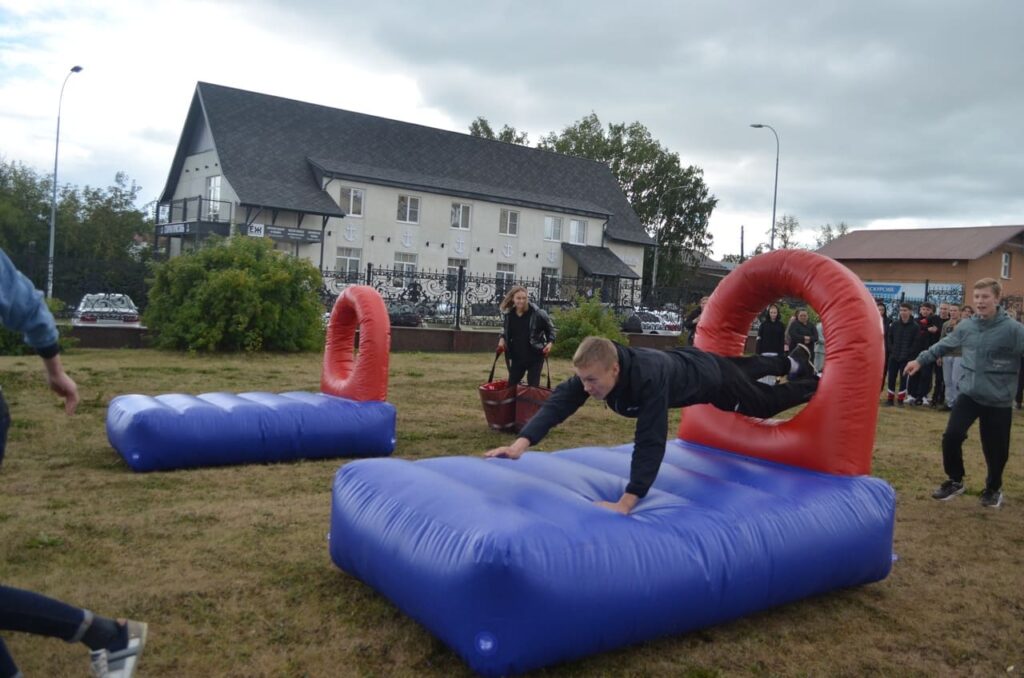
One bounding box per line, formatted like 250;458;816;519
0;249;147;677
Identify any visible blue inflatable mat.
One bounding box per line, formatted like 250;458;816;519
107;391;396;472
329;439;895;676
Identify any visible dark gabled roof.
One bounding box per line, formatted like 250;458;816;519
562;244;640;279
817;225;1024;261
162;82;652;245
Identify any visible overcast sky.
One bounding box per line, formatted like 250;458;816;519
2;0;1022;258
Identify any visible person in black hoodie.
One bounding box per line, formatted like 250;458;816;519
496;285;556;387
907;302;941;404
885;302;918;406
756;304;786;356
484;336;818;514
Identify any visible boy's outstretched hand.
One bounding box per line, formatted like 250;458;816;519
484;436;530;460
595;493;639;515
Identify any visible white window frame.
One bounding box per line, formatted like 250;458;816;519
1001;252;1011;279
206;175;221;219
447;257;468;291
335;247;361;278
394;251;418;287
341;187;364;217
451;203;471;230
541;266;560;300
544;215;562;242
569;218;587;245
496;262;516;293
499;209;519;236
397;195;420;224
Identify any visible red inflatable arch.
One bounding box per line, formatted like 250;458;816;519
678;249;883;475
321;285;391;401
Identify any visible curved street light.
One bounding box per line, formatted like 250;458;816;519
47;65;83;299
750;123;779;250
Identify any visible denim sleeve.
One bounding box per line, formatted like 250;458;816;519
0;249;59;352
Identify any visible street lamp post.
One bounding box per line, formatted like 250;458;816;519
46;65;83;299
749;123;779;250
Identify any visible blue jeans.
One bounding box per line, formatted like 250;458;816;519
0;585;89;677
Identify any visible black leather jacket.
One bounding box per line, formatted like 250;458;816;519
501;302;556;353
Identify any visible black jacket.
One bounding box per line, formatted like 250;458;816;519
518;343;722;498
787;320;818;354
501;302;556;355
913;314;941;353
756;318;786;355
887;318;918;362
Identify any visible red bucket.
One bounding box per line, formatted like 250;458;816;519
479;353;517;432
514;359;552;432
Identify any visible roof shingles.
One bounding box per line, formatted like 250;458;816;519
167;83;651;245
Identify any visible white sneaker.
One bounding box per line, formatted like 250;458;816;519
90;620;147;678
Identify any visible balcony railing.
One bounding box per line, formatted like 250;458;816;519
156;197;233;225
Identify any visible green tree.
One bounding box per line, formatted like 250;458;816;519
0;159;50;252
145;236;324;352
549;295;625;359
537;114;717;288
814;221;849;249
468;116;530;145
773;215;803;250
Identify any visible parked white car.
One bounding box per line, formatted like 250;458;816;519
72;293;143;328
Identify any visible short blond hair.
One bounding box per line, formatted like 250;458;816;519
572;336;618;369
973;277;1002;298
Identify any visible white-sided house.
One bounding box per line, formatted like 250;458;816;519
156;83;651;307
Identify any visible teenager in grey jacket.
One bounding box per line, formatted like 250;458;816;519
906;278;1024;508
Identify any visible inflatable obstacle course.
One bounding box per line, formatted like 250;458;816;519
106;286;396;471
327;251;895;675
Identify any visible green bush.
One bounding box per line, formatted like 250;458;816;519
145;237;324;352
550;296;626;359
0;297;77;356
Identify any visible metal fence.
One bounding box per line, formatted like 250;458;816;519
7;252;150;317
320;264;719;328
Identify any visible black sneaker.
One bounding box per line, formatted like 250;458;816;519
931;479;965;500
979;488;1003;508
788;344;814;380
883;399;894;407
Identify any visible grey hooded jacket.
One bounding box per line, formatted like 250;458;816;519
915;307;1024;407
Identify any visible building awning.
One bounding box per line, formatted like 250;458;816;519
561;244;640;279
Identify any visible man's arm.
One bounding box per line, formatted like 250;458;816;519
483;377;588;458
906;323;966;375
597;380;670;515
43;354;79;415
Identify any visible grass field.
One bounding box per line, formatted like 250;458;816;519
1;348;1022;677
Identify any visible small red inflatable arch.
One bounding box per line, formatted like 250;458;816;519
321;285;391;401
678;249;883;475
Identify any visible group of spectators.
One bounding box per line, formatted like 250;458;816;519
754;303;823;376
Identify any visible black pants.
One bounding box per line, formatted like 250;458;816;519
507;357;543;388
0;585;90;677
0;388;8;467
942;394;1012;492
931;361;945;404
710;354;818;418
1016;357;1024;406
886;358;910;399
909;362;934;400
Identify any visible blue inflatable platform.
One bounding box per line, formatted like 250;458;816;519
107;391;396;472
329;439;895;676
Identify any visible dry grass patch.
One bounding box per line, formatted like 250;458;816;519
0;349;1021;676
